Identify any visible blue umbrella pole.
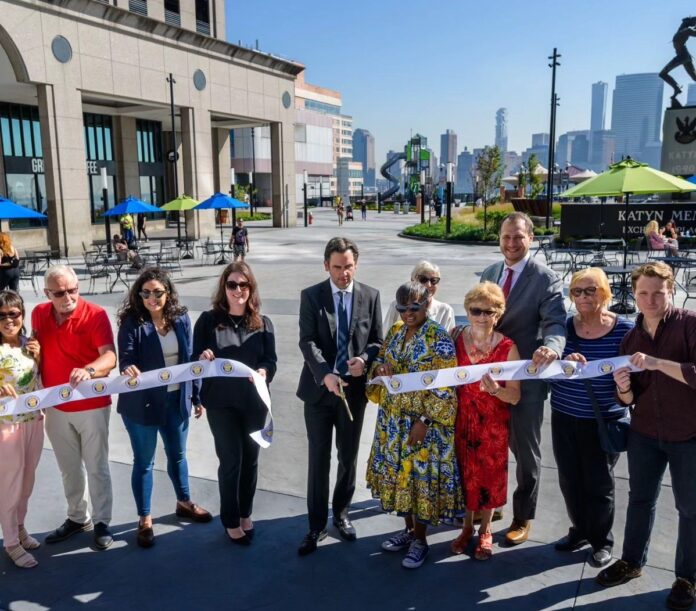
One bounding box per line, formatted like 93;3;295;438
216;212;228;264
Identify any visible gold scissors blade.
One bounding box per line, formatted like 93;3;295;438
338;384;353;422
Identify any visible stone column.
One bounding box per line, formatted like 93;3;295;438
270;120;296;227
113;116;140;201
213;127;230;193
180;106;215;238
37;83;91;256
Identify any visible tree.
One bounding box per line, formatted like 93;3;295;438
526;153;545;199
475;145;503;233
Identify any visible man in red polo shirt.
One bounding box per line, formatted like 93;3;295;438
32;265;116;550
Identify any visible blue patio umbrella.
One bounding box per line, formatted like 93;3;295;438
0;196;47;231
103;196;163;216
195;193;249;262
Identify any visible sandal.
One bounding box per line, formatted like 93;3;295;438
475;530;493;561
450;525;474;555
19;526;40;550
6;545;38;568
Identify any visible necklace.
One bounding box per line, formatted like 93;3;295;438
466;327;496;361
229;314;244;330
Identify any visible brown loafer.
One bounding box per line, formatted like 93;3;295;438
137;524;155;548
505;519;531;546
175;502;213;523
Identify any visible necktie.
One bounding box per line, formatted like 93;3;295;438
502;267;514;299
335;291;349;375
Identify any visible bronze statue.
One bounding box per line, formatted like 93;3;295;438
660;17;696;108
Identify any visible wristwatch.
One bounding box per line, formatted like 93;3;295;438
85;367;96;379
419;416;432;427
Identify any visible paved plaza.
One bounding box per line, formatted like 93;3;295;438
0;209;683;610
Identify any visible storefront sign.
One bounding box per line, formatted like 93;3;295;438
31;158;44;173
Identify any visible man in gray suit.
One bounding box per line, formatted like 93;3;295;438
296;237;383;556
480;212;566;545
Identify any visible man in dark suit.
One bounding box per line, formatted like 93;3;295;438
480;212;566;546
297;237;383;556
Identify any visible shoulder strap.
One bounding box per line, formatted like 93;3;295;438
450;325;465;343
582;379;613;449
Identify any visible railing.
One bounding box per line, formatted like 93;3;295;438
196;19;210;35
164;8;181;26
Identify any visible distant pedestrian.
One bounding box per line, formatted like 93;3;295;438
137;214;148;241
337;203;344;226
360;200;367;220
0;233;20;292
119;214;135;246
229;219;249;261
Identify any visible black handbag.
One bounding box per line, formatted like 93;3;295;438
583;380;631;454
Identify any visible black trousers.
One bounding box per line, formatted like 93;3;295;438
551;409;619;551
304;386;367;531
207;404;265;529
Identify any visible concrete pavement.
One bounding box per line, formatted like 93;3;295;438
0;208;682;610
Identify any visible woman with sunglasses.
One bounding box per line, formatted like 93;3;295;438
193;262;276;546
366;281;461;570
116;268;211;548
383;261;454;332
549;268;634;568
0;290;42;568
450;282;521;560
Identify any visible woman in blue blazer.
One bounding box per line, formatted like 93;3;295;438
117;267;211;548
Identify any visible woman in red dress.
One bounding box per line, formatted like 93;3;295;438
451;282;521;560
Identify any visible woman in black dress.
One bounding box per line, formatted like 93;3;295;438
193;261;276;545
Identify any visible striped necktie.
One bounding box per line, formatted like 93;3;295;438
335;291;349;375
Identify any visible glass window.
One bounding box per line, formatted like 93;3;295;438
294;124;307;143
1;117;11;156
11;118;22;157
104;127;113;161
95;125;104;160
32;120;42;157
136;130;143;163
86;126;96;160
22;119;33;158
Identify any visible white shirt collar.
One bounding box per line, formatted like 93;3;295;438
505;252;531;273
330;279;354;295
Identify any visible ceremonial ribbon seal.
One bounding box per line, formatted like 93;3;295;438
0;359;274;448
368;355;639;395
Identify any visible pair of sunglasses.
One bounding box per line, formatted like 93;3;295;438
48;287;78;298
226;280;251;291
139;289;167;299
0;310;22;321
395;301;427;313
417;275;440;286
468;307;496;317
570;287;598;297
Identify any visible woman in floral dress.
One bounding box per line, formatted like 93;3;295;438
366;281;462;570
0;290;43;568
451;282;521;560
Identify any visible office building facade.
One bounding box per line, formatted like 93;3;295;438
495;108;508;152
590;82;608;132
440;129;457;167
352;128;375;189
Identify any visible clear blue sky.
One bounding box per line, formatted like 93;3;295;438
227;0;695;164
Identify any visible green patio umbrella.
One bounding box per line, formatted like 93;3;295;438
560;158;696;267
161;195;199;245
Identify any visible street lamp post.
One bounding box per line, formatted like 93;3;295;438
546;48;561;229
100;167;112;255
445;162;454;235
420;169;426;224
250;127;256;216
230;167;237;229
303;170;308;228
166;72;181;242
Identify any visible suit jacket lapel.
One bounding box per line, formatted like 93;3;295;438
320;280;337;339
348;282;362;340
506;259;534;301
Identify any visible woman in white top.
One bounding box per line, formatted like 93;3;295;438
116;268;211;549
383;260;455;332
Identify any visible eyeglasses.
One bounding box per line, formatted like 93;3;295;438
570;286;598;298
47;287;78;298
395;301;427;313
0;310;22;321
468;307;497;317
226;280;251;291
139;289;167;300
417;275;441;286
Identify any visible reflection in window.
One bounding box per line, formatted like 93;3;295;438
83;113;114;161
0;103;43;159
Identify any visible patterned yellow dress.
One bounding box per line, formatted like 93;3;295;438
366;318;463;525
0;341;41;424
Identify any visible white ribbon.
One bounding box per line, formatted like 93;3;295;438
368;355;639;395
0;359;274;448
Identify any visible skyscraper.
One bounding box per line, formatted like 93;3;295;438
440;129;457;166
610;73;664;163
495;108;508;151
687;83;696;106
352;128;375;188
591;82;608;132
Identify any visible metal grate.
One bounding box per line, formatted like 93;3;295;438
196;19;210;35
164;8;181;26
129;0;147;16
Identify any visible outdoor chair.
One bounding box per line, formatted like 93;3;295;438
82;253;110;294
18;258;38;296
541;244;574;280
158;246;182;275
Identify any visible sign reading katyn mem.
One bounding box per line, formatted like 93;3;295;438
661;107;696;176
561;203;696;240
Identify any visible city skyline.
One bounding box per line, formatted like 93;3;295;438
228;0;693;165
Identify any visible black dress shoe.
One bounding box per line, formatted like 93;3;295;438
243;527;255;541
227;532;252;546
45;519;93;544
333;516;356;541
93;522;113;550
137;524;155;548
554;533;589;552
298;529;328;556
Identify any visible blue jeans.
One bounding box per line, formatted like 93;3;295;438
622;429;696;581
122;391;191;516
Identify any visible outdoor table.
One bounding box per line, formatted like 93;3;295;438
104;258;130;293
533;235;553;256
30;248;58;271
213;240;230;265
648;255;696;293
177;237;197;260
576;238;624;267
604;265;637;314
91;240;109;255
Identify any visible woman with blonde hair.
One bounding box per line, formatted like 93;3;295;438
450;281;521;560
0;233;20;291
645;220;678;256
550;268;634;568
383;261;455;331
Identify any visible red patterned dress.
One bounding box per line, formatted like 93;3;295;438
454;332;514;511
